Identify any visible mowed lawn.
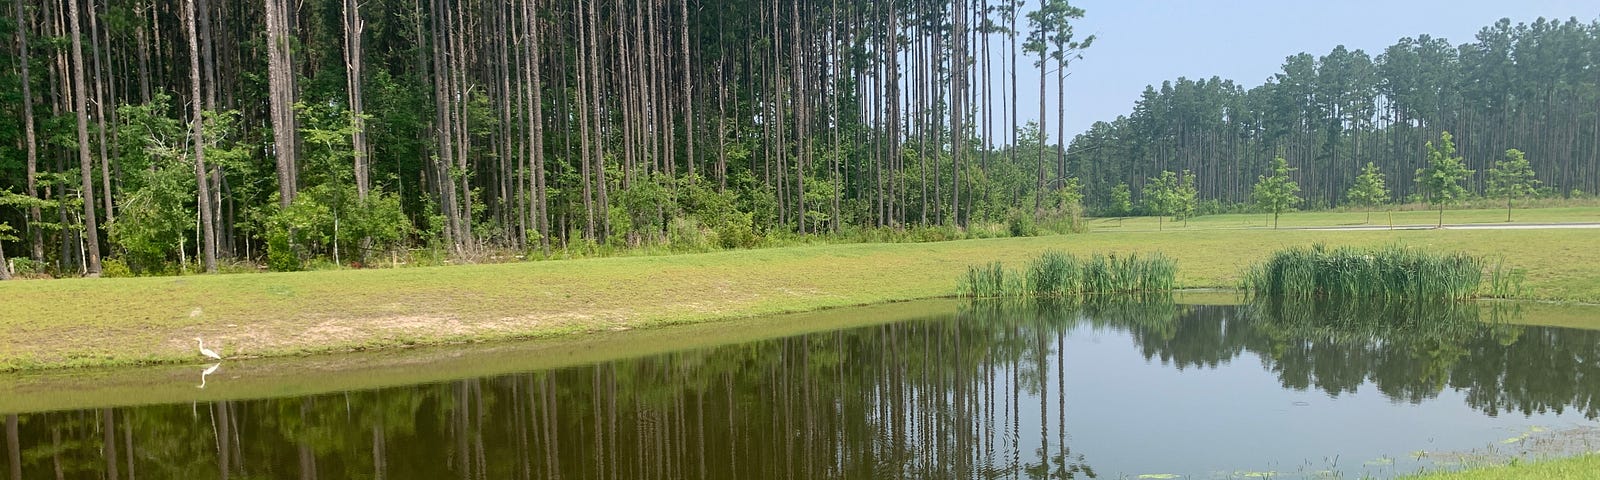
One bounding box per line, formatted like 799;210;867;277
1087;205;1600;231
1;209;1599;371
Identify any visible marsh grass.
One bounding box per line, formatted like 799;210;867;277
1487;257;1528;299
1242;244;1485;301
959;251;1177;298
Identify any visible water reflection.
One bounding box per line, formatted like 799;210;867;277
3;299;1599;479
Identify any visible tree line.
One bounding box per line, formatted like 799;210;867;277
1066;17;1600;213
0;0;1099;277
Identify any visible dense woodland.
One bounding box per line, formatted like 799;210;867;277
1067;17;1600;211
0;0;1595;277
0;0;1097;277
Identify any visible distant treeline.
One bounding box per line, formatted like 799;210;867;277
1067;17;1600;211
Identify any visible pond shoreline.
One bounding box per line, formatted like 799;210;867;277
2;228;1598;373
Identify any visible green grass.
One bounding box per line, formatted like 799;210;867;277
3;208;1600;372
1243;244;1484;301
1399;455;1600;479
1087;204;1600;232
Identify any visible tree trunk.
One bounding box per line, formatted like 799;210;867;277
575;2;596;239
0;238;10;280
68;0;103;275
14;0;42;263
6;414;19;480
681;0;693;178
88;0;113;225
265;0;297;207
524;0;549;255
344;0;368;201
1034;58;1047;216
186;0;217;272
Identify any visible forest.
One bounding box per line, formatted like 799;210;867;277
1066;17;1600;212
0;0;1595;277
0;0;1096;277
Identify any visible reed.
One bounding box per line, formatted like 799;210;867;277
1242;244;1484;301
958;251;1177;298
1486;257;1527;299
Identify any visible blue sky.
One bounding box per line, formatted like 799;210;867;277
999;0;1600;142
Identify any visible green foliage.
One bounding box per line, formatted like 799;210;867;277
1242;244;1485;302
262;183;412;271
1006;210;1038;237
107;95;201;273
1107;182;1132;217
1251;157;1302;229
1487;149;1539;221
100;258;135;278
612;173;673;245
1415;131;1475;225
957;251;1177;298
1346;162;1390;210
1143;170;1197;228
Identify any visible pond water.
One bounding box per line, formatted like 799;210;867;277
3;299;1599;479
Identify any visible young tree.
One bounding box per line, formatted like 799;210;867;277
1144;170;1179;231
1415;131;1474;228
1346;162;1390;224
1487;149;1539;222
1108;182;1132;217
1251;157;1301;229
1174;169;1197;227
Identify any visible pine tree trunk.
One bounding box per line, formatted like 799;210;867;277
67;0;103;275
14;0;43;263
185;0;217;273
1034;59;1047;216
344;0;368;201
265;0;297;207
681;0;693;179
88;1;113;225
524;0;549;255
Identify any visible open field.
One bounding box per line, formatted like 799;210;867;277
1400;455;1600;480
3;210;1600;372
1086;205;1600;232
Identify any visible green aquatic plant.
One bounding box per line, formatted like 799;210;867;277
1486;257;1526;299
958;261;1015;299
1242;244;1484;301
958;251;1177;298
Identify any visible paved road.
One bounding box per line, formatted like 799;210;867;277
1301;222;1600;231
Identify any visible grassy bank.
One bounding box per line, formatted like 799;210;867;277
1400;455;1600;479
3;224;1600;371
1087;205;1600;231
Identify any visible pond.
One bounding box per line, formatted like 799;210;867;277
3;298;1599;479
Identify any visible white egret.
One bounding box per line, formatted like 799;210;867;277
198;363;221;389
195;337;222;360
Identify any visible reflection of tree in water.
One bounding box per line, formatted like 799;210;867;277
1120;299;1600;419
4;298;1599;479
3;306;1104;480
